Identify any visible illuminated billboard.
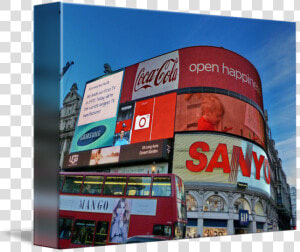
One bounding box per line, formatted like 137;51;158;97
113;103;135;146
120;46;263;110
130;93;177;144
89;146;120;165
70;71;124;153
131;51;179;101
175;93;265;148
178;47;263;109
173;133;271;196
63;139;171;169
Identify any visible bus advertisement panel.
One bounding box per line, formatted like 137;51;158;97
70;70;124;153
173;133;271;196
60;196;157;216
175;93;265;148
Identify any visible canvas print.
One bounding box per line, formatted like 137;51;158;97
34;2;296;249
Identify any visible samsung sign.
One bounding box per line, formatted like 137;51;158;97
77;125;106;146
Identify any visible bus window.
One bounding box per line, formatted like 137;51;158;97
152;177;171;197
103;176;127;196
82;176;104;195
126;176;151;196
175;176;185;202
62;176;83;194
153;224;172;236
59;175;65;192
59;218;73;239
177;202;187;220
71;220;95;245
94;221;109;246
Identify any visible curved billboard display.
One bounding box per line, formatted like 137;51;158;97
173;133;271;196
175;93;265;148
120;46;263;110
178;47;262;109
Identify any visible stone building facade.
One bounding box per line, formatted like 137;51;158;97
290;186;297;229
59;83;82;168
264;110;292;231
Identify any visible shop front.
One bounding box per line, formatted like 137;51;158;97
256;222;265;233
186;219;198;238
234;220;249;234
203;219;228;237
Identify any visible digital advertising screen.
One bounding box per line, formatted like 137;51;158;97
70;71;124;153
173;133;271;196
130;93;177;144
178;47;263;110
131;51;179;101
89;146;120;166
113;103;135;146
175;93;266;148
120;47;263;110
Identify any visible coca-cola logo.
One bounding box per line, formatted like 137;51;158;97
133;58;179;92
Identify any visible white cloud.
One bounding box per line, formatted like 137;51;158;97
276;136;296;148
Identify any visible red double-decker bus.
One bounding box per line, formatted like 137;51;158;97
58;172;187;248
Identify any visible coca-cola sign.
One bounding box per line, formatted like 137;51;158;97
132;51;179;100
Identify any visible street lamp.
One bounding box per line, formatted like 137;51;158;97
151;162;156;174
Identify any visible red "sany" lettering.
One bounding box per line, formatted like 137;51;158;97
186;141;270;184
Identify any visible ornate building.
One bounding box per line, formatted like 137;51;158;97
59;83;82;168
290;186;296;229
185;187;278;237
264;110;292;231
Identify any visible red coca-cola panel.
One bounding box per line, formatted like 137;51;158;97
120;63;138;103
151;93;176;141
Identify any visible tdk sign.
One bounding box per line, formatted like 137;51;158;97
77;126;106;146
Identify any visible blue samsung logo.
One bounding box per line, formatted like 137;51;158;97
77;126;106;146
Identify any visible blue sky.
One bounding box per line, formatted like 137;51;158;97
60;3;296;186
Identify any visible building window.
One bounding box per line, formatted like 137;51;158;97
186;194;198;211
234;198;251;214
203;219;228;237
256;222;264;233
254;201;264;216
203;195;227;212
